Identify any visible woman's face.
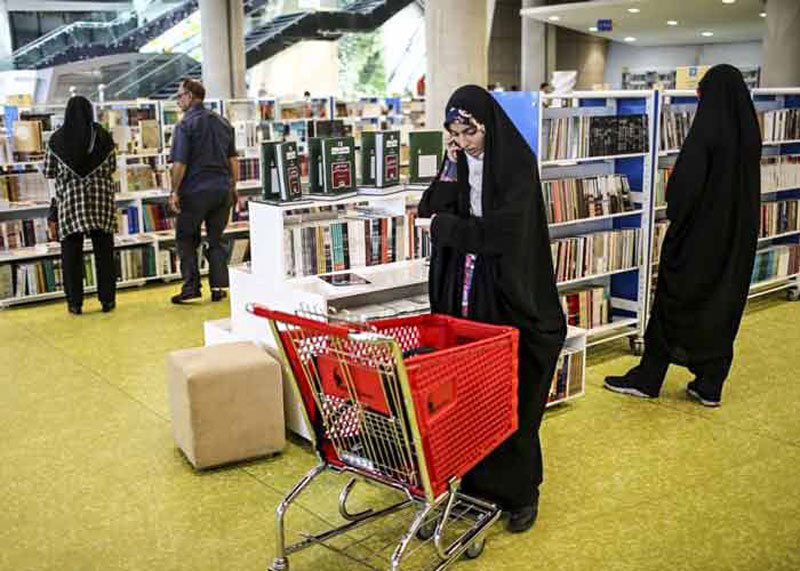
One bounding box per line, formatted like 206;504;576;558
448;120;486;157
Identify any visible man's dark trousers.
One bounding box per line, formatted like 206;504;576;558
176;188;231;296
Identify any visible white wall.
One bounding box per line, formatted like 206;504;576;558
604;41;763;88
247;41;339;99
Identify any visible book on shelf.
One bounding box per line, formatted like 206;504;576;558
237;156;260;183
660;108;695;151
0;171;49;202
260;141;302;202
231;194;252;223
116;205;140;235
125;163;159;191
652;220;670;264
542;114;649;161
406;207;431;259
283;215;406;278
233;121;259;149
550;228;641;283
139;120;161;151
760;154;800;192
758;108;800;142
229;238;250;265
7;255;90;298
408;130;443;184
751;244;800;284
308;137;357;195
310;120;346;139
548;350;584;404
157;244;209;276
361;130;401;188
114;247;156;282
559;286;609;329
760;199;800;239
0;135;14;163
655;167;673;207
142;203;173;232
542;174;632;223
13;120;43;157
0;217;52;249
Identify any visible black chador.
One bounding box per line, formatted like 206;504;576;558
418;85;566;513
606;64;762;403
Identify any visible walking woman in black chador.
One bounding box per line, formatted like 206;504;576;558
418;85;566;533
605;64;762;406
43;95;117;314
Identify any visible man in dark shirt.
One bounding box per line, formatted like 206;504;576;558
169;78;238;304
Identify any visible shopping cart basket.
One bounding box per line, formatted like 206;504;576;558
248;305;519;571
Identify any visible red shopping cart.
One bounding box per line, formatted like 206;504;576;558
248;305;519;571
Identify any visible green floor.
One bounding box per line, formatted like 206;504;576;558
2;284;799;571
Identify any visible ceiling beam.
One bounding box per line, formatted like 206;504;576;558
7;1;132;11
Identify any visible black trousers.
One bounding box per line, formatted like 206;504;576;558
61;230;116;307
626;332;733;401
175;189;231;295
460;342;562;511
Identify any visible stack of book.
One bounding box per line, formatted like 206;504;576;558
654;167;673;207
760;199;800;238
751;244;800;284
542;174;632;223
548;350;584;404
659;108;695;151
282;216;406;278
550;228;640;282
543;115;649;161
0;172;49;202
559;286;609;329
758;108;800;142
0;217;51;249
760;154;800;192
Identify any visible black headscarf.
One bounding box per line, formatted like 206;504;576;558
418;84;566;351
649;64;761;363
48;96;114;178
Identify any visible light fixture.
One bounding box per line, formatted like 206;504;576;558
548;15;561;22
628;8;641;14
701;31;715;37
589;26;598;32
624;36;637;42
760;11;767;18
722;0;736;4
667;20;679;26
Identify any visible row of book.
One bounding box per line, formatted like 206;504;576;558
233;121;260;150
654;167;672;207
0;171;49;202
758;108;800;142
0;217;52;250
760;199;800;239
550;228;641;283
548;350;584;404
560;285;609;330
116;206;140;235
283;216;406;278
659;108;695;151
760;154;800;192
124;163;168;192
238;157;260;182
406;209;432;260
751;244;800;285
542;174;633;224
142;203;174;233
542;115;649;161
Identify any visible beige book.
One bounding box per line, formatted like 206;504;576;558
13;121;44;153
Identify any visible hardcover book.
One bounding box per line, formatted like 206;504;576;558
409;130;443;184
261;141;302;201
361;130;401;188
309;137;357;194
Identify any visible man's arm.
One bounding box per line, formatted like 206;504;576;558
169;162;187;213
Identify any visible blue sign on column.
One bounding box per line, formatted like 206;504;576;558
598;19;613;32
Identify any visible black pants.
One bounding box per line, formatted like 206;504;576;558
460;343;562;511
625;334;733;401
175;189;231;295
61;230;116;307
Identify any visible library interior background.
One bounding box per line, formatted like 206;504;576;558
2;0;800;569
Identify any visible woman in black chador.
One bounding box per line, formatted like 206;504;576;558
418;85;566;533
605;64;761;406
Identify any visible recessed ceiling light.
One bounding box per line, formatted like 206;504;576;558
589;26;598;32
624;36;637;42
760;11;767;18
548;15;561;22
667;20;679;26
701;31;715;37
722;0;736;4
628;8;641;13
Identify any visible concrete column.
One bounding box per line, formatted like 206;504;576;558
199;0;247;99
0;0;12;71
521;0;546;91
762;0;800;87
425;0;488;129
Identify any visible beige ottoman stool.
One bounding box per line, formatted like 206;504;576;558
166;341;285;469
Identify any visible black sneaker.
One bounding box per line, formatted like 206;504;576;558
686;381;721;408
68;304;82;315
604;376;657;399
101;301;116;313
211;289;227;302
171;292;202;305
507;502;538;533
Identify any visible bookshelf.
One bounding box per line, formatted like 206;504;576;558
530;90;657;355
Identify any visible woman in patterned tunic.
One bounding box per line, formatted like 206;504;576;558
418;85;566;533
43;96;117;314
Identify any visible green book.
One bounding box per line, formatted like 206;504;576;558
361;130;401;188
409;130;443;184
309;137;356;194
261;141;302;201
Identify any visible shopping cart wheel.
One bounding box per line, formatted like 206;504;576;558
416;518;437;541
463;538;485;559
